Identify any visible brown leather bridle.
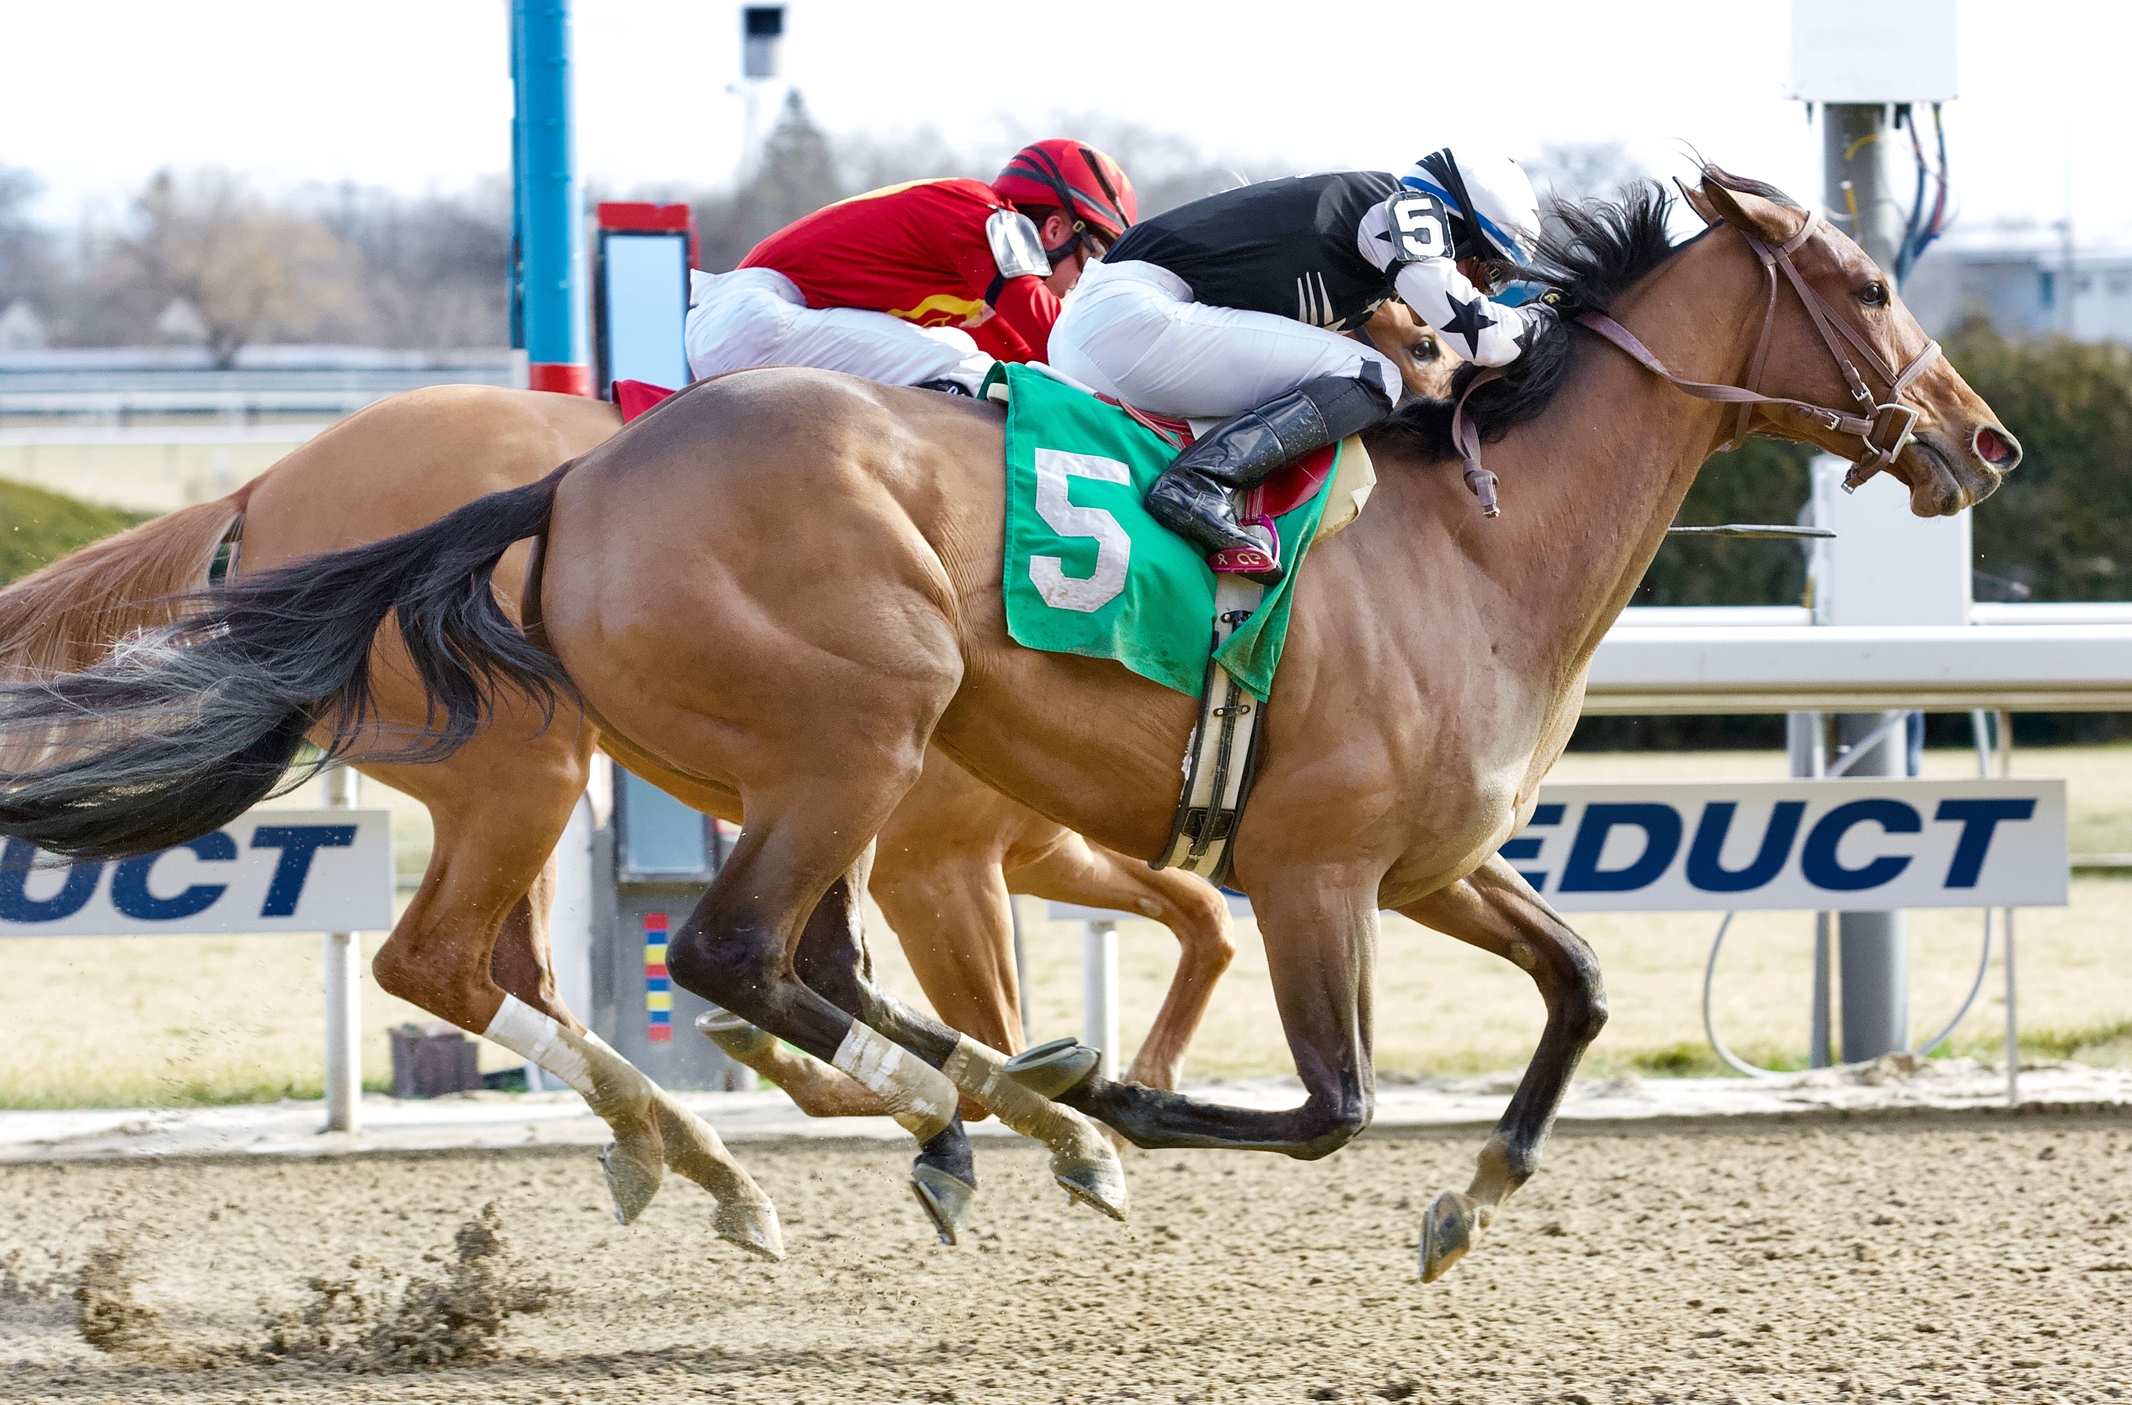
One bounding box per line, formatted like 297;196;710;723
1451;213;1943;517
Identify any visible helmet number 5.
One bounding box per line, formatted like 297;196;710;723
1030;448;1132;613
1391;193;1449;261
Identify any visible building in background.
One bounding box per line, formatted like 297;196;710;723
1905;226;2132;345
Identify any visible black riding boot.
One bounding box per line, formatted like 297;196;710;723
1145;373;1393;586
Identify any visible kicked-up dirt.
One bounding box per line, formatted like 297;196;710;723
0;1119;2127;1403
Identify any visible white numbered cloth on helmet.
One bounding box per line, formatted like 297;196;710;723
1047;259;1401;420
685;267;994;392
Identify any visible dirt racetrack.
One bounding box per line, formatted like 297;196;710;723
2;1119;2127;1404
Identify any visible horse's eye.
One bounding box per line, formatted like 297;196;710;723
1858;280;1890;308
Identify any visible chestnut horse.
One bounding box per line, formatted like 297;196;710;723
0;173;2003;1281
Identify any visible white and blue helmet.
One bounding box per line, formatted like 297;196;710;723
1403;149;1541;267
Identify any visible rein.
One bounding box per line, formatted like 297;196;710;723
1449;216;1942;516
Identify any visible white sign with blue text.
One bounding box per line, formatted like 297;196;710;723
1503;780;2066;912
0;809;394;938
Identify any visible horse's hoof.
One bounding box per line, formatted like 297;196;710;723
909;1163;977;1246
1419;1188;1485;1282
1004;1037;1101;1099
695;1007;774;1057
714;1198;786;1262
1053;1152;1129;1224
602;1125;665;1225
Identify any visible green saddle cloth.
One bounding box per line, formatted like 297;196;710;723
992;362;1337;701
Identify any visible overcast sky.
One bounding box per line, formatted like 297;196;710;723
4;0;2125;242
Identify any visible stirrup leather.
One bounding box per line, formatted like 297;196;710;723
1156;574;1268;885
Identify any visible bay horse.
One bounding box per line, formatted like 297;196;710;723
0;303;1451;1244
0;172;2009;1281
0;388;1227;1251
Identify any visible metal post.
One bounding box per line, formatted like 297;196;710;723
1822;106;1912;1066
1835;710;1910;1061
1823;103;1902;270
1790;711;1834;1067
322;766;362;1132
510;0;590;396
1082;919;1119;1081
1997;709;2019;1107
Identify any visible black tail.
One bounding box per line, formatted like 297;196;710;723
0;468;576;860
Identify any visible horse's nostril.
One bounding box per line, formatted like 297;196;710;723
1974;425;2021;468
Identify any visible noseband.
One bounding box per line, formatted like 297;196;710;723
1450;216;1942;516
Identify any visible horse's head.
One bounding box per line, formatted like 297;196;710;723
1362;300;1461;403
1696;170;2022;518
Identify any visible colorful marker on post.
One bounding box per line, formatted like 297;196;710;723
644;912;672;1042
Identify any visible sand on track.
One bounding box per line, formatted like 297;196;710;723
2;1120;2128;1404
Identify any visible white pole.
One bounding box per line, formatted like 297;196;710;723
323;765;362;1132
2003;908;2020;1109
1082;918;1119;1081
1995;710;2018;1109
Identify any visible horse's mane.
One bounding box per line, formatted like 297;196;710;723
1368;175;1708;462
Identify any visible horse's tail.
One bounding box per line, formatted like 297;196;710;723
0;466;577;861
0;494;246;680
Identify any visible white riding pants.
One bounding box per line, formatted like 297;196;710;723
1048;260;1401;419
684;267;994;392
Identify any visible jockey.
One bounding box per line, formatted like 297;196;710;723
685;140;1136;394
1048;149;1549;583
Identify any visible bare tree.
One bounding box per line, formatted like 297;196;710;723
305;178;511;349
0;166;58;318
119;168;354;366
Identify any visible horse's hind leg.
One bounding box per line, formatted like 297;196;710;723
793;847;1127;1225
1397;855;1608;1282
369;766;664;1224
1007;839;1236;1091
487;852;782;1259
666;777;981;1242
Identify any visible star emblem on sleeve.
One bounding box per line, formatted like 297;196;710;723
1438;292;1496;351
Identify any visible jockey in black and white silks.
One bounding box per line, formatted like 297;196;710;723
1049;149;1548;583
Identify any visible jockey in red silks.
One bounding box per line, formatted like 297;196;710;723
684;140;1137;394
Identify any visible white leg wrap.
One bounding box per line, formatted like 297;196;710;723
486;994;664;1224
944;1036;1108;1157
831;1022;957;1142
944;1035;1129;1222
486;994;651;1122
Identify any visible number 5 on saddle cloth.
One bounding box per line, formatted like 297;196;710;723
985;362;1376;884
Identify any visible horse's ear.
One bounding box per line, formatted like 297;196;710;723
1699;176;1806;245
1673;176;1720;227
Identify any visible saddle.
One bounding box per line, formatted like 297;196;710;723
1112;402;1378;570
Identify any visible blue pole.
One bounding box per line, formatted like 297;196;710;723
510;0;589;395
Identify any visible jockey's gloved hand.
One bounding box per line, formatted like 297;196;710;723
1509;300;1559;357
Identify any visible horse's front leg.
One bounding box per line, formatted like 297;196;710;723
788;849;1129;1229
1010;873;1377;1160
1397;855;1608;1281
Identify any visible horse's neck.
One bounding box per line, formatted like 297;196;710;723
1470;241;1766;665
1351;234;1769;689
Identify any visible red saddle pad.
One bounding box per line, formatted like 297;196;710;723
613;379;677;423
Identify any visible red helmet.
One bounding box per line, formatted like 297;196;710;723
993;139;1137;250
